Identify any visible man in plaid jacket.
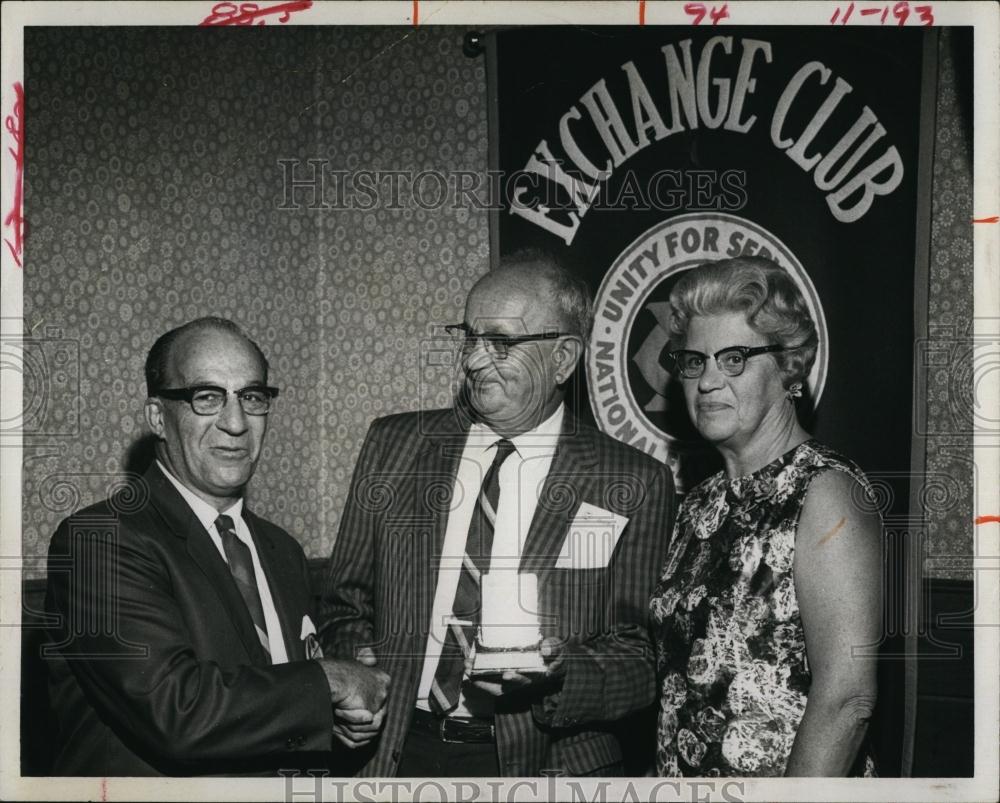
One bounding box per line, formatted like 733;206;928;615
319;252;673;776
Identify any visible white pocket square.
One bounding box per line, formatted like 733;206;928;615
300;615;323;659
554;502;629;569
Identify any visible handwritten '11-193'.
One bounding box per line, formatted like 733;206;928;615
830;2;935;26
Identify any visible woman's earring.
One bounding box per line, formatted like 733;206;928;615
788;383;803;400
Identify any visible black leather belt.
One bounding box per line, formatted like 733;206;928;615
411;708;496;744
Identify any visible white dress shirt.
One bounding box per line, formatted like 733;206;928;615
156;460;289;664
415;405;566;717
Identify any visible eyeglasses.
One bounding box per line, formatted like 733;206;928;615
444;323;573;360
666;345;785;379
155;385;280;416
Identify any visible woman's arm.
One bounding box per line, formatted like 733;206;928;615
785;468;882;776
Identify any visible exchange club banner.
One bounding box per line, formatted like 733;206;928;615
492;25;930;774
494;25;926;503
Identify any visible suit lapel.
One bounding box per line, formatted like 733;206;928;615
245;512;302;662
144;465;270;666
519;417;599;574
412;410;469;601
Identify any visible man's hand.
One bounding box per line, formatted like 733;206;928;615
319;658;391;749
332;706;386;749
467;637;566;697
319;658;391;713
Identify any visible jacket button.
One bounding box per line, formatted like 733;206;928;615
391;749;400;761
285;738;295;749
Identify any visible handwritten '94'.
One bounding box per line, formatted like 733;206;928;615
684;3;730;25
830;2;934;26
199;0;312;26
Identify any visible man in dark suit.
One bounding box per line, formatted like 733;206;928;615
45;316;389;776
319;253;674;776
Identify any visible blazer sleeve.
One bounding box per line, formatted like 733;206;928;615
535;463;674;728
317;418;385;658
46;518;335;768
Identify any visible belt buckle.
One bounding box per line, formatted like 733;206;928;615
439;717;464;744
438;716;494;744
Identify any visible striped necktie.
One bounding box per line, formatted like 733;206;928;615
429;438;516;715
215;514;271;662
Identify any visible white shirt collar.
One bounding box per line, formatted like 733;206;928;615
155;459;244;533
469;403;566;454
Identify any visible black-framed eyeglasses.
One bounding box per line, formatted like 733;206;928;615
155;385;280;416
666;345;785;379
444;323;573;360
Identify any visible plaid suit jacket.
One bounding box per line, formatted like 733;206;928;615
318;407;673;776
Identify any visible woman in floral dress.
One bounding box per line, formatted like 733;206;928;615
650;257;882;777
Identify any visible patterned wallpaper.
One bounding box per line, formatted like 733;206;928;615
923;27;974;581
21;27;489;576
19;26;972;581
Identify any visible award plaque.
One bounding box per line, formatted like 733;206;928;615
470;572;545;676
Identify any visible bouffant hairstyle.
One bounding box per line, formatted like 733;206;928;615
668;257;818;388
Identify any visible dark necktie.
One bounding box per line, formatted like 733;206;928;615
429;438;517;715
215;513;271;662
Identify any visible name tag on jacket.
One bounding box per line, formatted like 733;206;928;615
554;502;630;569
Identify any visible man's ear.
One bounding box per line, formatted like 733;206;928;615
553;336;584;383
144;398;166;439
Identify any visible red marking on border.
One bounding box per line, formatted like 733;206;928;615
831;3;856;24
831;2;933;25
684;2;706;24
100;777;108;802
639;0;646;25
4;81;24;268
199;0;312;26
972;216;999;224
413;0;419;26
684;2;728;25
975;515;1000;525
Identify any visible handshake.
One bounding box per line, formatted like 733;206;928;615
318;648;390;749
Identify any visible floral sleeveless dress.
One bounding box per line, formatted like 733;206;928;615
649;440;878;777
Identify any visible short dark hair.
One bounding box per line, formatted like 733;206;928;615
144;317;269;396
668;257;818;387
494;248;594;340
